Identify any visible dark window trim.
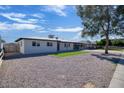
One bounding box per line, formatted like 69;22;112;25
64;43;67;47
32;41;40;47
64;43;70;47
32;41;36;46
37;42;40;46
47;42;53;46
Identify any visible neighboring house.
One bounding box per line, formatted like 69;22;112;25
15;37;84;54
80;41;98;49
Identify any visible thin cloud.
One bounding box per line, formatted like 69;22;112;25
2;13;26;18
42;5;67;16
0;13;45;24
0;6;11;10
32;14;44;19
0;13;38;24
72;31;82;41
0;22;44;31
54;27;83;32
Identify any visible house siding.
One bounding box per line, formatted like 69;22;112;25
16;38;83;54
22;39;57;54
18;40;25;54
59;42;74;52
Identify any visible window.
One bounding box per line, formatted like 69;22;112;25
68;43;70;47
32;41;40;46
32;41;36;46
81;44;83;47
64;43;67;47
64;43;70;47
37;42;40;46
47;42;53;46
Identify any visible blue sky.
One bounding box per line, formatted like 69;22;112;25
0;5;98;43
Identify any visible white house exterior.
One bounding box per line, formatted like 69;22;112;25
15;37;84;54
59;42;74;52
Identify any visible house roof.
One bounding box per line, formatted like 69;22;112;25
15;37;59;42
15;37;83;44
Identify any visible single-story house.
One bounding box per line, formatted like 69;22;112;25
15;37;84;54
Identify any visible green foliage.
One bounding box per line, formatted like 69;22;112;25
96;39;106;46
0;39;5;43
96;39;112;46
76;5;124;37
96;39;124;46
115;6;124;31
76;5;124;54
0;35;5;43
111;39;124;46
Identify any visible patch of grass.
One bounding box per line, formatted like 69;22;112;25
50;51;89;57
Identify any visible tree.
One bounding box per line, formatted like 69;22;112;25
0;35;5;43
0;35;5;47
76;5;124;54
111;39;124;46
115;5;124;30
96;39;112;46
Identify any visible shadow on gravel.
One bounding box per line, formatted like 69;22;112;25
4;50;82;60
4;53;49;60
91;53;124;65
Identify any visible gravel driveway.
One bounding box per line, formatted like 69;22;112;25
0;52;121;88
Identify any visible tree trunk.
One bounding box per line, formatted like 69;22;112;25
105;34;109;54
104;6;110;54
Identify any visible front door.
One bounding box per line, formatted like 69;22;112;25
57;42;60;52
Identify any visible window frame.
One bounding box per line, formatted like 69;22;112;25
47;42;53;46
64;43;67;47
37;42;40;46
32;41;36;46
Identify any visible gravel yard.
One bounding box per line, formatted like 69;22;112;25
0;52;121;88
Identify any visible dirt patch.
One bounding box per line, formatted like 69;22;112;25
82;82;96;88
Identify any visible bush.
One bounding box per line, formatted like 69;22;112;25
112;39;124;46
96;39;112;46
96;39;124;46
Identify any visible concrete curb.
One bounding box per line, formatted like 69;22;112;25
0;58;3;66
0;59;3;67
109;53;124;88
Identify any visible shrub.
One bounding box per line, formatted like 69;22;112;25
96;39;112;46
96;39;124;46
112;39;124;46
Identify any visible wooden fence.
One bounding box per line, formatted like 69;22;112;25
4;43;20;53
